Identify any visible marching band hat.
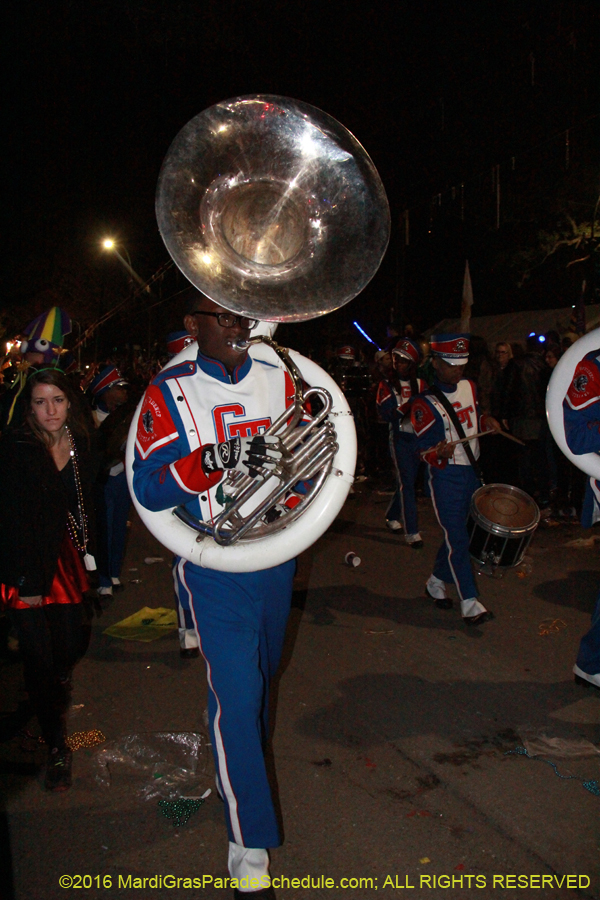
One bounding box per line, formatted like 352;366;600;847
392;338;422;365
89;365;128;398
166;330;194;357
429;333;470;365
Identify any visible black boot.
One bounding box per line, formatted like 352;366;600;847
45;746;73;792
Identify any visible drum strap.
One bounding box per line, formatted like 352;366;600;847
430;386;484;484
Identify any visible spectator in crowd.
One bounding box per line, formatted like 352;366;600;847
463;335;494;413
487;341;518;485
490;341;514;422
544;343;562;370
0;369;96;791
503;335;552;510
0;307;72;431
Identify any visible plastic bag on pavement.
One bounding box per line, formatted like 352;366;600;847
520;729;600;758
103;607;178;642
94;732;211;799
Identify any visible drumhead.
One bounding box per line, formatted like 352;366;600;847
471;484;540;536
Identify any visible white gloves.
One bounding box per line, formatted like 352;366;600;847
201;434;284;479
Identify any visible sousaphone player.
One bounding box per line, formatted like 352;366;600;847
131;96;390;899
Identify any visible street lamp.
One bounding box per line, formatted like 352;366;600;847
101;238;149;290
101;238;154;354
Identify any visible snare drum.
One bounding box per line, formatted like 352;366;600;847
468;484;540;569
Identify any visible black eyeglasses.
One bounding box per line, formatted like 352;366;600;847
191;311;259;329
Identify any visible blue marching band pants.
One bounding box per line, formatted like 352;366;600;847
428;465;480;600
386;433;421;534
172;557;295;848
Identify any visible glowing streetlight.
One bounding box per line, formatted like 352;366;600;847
101;238;149;290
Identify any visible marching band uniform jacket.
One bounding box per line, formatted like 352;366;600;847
376;376;427;440
132;349;296;850
563;349;600;682
564;349;600;527
133;352;296;518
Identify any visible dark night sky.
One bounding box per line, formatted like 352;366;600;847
7;0;600;356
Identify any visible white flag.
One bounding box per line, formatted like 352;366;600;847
460;260;473;332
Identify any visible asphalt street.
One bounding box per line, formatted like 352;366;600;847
1;481;599;900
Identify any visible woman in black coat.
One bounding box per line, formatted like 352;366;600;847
0;369;96;791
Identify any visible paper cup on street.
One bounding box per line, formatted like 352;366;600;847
344;552;361;567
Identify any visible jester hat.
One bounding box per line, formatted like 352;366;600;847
20;307;72;364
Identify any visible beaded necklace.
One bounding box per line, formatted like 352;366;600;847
65;426;97;571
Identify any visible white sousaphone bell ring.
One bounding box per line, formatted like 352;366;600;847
546;328;600;481
127;94;389;571
125;337;357;573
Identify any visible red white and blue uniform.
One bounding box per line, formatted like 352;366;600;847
563;349;600;686
411;378;486;602
90;366;132;592
376;376;426;535
132;350;296;849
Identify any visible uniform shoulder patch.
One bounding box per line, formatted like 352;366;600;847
566;356;600;410
135;385;179;460
411;396;436;435
376;381;393;406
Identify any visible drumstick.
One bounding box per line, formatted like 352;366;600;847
446;430;490;448
495;429;526;446
446;429;527;449
420;429;525;458
418;431;489;458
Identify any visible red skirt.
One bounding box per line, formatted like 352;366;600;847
1;533;89;610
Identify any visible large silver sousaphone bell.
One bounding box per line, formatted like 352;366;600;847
156;94;390;321
127;95;390;571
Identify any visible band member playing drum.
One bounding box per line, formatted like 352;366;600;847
376;338;426;546
410;334;500;625
563;347;600;690
133;291;296;898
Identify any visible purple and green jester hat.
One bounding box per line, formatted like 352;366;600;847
20;306;72;365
